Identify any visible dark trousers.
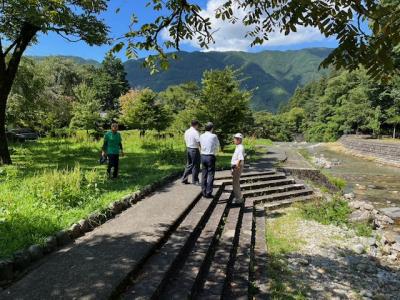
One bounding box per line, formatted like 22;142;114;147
182;148;200;183
107;154;119;178
201;155;216;196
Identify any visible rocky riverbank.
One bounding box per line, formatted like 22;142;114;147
266;207;400;300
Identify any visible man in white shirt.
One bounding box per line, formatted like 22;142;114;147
199;122;220;198
182;120;201;185
231;133;245;205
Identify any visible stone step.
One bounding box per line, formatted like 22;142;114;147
264;195;316;210
215;173;287;186
225;199;253;298
226;177;296;191
242;183;305;198
214;170;276;181
251;204;268;299
247;188;314;204
159;192;232;299
197;205;242;299
120;187;225;299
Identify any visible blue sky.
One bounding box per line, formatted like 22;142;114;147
26;0;338;62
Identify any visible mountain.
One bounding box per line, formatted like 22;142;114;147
30;55;100;66
124;48;332;111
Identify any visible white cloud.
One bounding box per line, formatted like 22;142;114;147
162;0;330;52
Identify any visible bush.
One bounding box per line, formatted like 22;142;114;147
301;197;351;226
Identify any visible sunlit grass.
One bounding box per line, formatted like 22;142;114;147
0;130;261;258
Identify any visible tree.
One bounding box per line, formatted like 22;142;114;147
385;78;400;138
119;89;171;135
119;0;400;79
0;1;108;164
91;53;130;111
196;67;252;148
69;84;102;132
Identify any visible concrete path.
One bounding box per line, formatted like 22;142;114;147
1;180;201;300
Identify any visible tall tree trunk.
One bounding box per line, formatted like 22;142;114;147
0;22;39;164
0;92;11;164
394;125;397;139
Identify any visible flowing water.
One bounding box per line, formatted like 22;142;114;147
306;144;400;209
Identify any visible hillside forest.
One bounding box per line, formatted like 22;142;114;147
6;54;400;145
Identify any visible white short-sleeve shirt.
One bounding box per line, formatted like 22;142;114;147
231;144;245;166
199;132;220;155
184;127;200;149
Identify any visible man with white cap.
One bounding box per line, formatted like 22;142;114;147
231;133;245;204
199;122;220;198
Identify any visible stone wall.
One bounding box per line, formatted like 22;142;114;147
277;167;340;193
339;135;400;167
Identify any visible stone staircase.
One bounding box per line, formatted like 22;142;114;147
117;169;315;299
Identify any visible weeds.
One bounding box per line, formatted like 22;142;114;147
0;130;263;258
299;197;373;237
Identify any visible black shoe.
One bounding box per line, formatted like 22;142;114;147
193;181;201;186
205;194;213;199
182;180;190;184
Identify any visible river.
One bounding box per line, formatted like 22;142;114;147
302;144;400;208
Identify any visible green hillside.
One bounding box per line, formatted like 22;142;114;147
124;48;332;111
30;55;100;66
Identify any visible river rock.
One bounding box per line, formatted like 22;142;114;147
349;200;364;209
379;207;400;224
349;210;371;223
353;244;365;254
28;244;43;261
391;243;400;252
344;193;355;200
362;203;374;211
383;231;400;244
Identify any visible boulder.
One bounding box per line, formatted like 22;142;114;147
349;200;363;209
43;236;57;254
349;210;371;223
344;193;355;200
362;203;374;211
352;244;365;254
78;219;90;232
379;207;400;225
383;231;400;244
391;243;400;252
28;244;43;261
55;230;72;246
69;223;83;239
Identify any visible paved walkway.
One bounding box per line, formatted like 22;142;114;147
1;181;201;300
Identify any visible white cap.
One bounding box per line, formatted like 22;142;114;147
234;133;243;139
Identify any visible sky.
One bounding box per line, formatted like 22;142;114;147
26;0;338;62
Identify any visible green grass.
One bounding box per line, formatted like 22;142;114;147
299;197;373;237
0;130;260;259
254;138;273;146
265;209;308;299
322;172;347;190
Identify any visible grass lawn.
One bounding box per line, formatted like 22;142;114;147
0;130;264;259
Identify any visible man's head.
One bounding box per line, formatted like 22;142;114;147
111;123;119;133
234;133;243;145
191;119;200;130
205;122;214;132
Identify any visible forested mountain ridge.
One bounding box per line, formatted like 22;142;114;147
124;48;332;111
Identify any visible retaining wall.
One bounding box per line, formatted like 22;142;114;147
339;135;400;167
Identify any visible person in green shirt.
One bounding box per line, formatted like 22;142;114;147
102;123;124;179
